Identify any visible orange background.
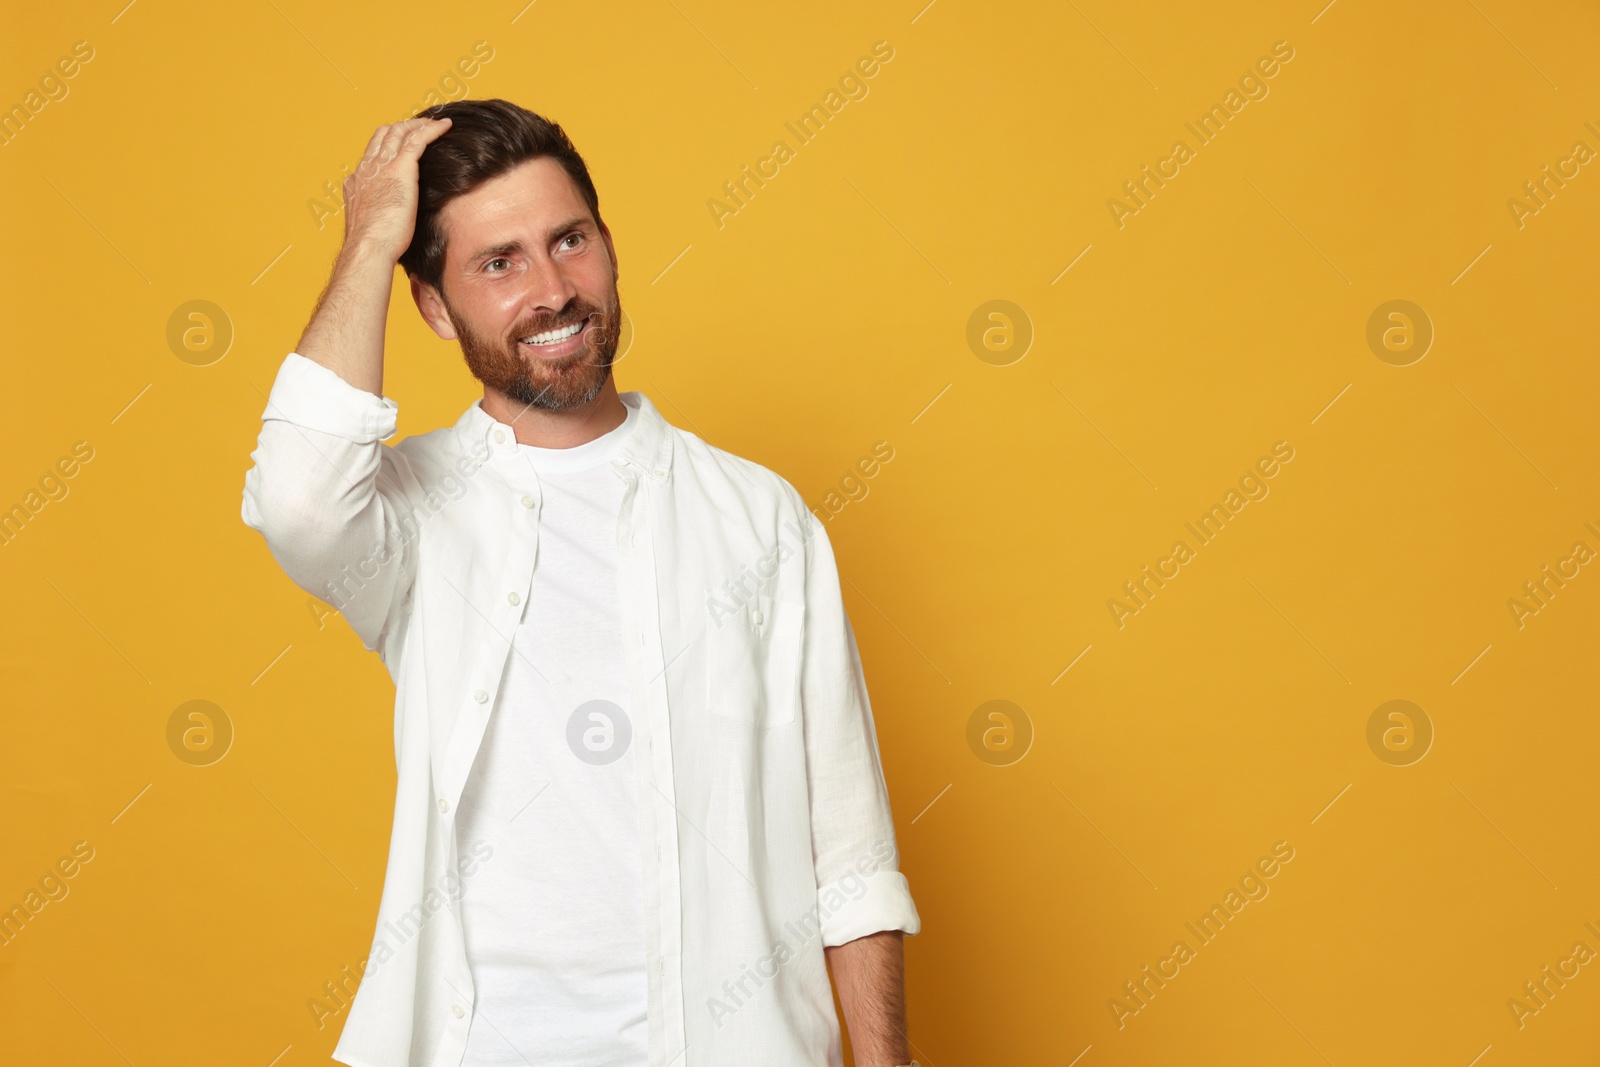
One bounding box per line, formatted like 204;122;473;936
2;1;1598;1064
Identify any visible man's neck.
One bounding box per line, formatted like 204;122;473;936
481;379;628;449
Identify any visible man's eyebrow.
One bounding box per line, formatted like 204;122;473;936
467;217;595;264
469;239;525;263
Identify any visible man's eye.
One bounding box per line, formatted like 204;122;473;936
486;258;510;272
560;233;583;250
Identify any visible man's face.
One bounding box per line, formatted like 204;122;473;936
429;156;621;412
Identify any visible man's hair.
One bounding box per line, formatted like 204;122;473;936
398;98;604;297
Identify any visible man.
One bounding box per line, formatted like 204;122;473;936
241;98;922;1067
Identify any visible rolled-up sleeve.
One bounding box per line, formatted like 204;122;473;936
241;352;420;658
795;507;921;947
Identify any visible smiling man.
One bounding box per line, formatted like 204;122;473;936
241;100;921;1067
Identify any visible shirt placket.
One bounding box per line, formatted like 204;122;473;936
613;451;687;1067
439;436;544;1066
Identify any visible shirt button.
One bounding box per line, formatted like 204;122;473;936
494;430;506;444
452;1004;465;1018
753;610;764;625
653;468;666;479
520;495;535;509
437;798;449;813
508;592;521;606
473;689;488;703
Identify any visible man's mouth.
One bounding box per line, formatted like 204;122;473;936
517;318;589;356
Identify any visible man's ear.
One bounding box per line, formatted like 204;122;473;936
409;274;459;341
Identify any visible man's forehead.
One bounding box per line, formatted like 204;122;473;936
441;158;589;251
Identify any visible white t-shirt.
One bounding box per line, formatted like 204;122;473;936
456;400;648;1066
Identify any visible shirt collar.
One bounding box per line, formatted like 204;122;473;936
453;390;675;482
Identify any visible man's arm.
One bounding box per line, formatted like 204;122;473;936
825;930;910;1067
298;117;453;396
239;117;454;654
789;501;922;1063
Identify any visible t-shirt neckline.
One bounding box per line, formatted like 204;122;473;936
515;399;639;474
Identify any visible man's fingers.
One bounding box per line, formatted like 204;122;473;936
416;116;454;145
359;123;388;161
361;118;416;163
371;119;421;166
395;117;453;161
357;117;450;177
346;116;452;197
356;125;400;177
376;124;409;167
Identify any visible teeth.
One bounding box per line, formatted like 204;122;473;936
520;321;584;345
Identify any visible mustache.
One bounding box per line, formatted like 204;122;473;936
510;305;600;340
507;308;622;365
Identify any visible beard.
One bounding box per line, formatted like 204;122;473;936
447;285;622;413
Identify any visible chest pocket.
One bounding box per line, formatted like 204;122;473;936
706;590;804;728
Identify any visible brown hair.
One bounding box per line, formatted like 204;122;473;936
398;98;605;296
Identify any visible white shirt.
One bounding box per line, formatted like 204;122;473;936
240;353;920;1067
457;402;648;1065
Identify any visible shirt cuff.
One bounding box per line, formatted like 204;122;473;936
819;867;921;947
262;352;398;442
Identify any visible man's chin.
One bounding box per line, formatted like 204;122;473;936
512;344;587;371
501;362;610;411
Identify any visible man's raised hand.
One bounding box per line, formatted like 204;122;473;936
342;117;454;266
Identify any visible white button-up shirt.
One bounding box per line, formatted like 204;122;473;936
241;353;920;1067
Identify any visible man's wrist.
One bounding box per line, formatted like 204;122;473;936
337;236;400;282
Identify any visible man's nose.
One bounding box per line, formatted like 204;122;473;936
521;258;580;320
